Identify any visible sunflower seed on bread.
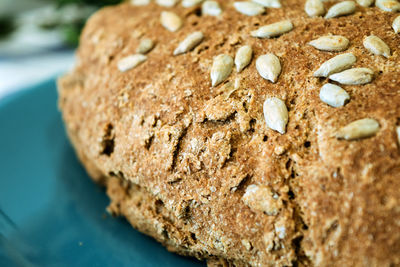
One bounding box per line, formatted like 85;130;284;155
251;20;293;38
309;35;349;51
325;1;356;19
393;15;400;33
131;0;150;5
235;45;253;72
263;97;289;134
329;68;374;85
211;54;234;87
160;11;183;32
234;1;265;16
396;126;400;146
319;83;350;107
363;35;391;58
314;53;356;77
305;0;325;17
182;0;204;7
174;31;204;55
117;54;147;72
252;0;281;8
356;0;374;7
202;1;222;16
336;118;380;140
256;54;281;83
137;38;155;54
156;0;179;7
376;0;400;12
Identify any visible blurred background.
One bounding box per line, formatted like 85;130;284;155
0;0;122;98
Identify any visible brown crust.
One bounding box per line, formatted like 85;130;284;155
58;1;400;266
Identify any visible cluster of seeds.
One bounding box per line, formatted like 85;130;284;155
308;30;394;140
305;0;400;18
313;54;376;138
249;18;292;134
202;45;252;92
117;36;155;72
133;0;224;12
304;0;357;18
124;0;398;143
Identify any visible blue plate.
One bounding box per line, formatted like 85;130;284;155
0;79;206;267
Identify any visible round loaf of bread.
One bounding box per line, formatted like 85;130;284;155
58;1;400;266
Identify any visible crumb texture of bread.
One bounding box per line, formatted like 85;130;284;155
58;1;400;266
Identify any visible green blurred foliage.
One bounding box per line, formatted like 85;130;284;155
57;0;122;7
0;17;15;40
61;23;85;46
0;0;122;45
56;0;122;46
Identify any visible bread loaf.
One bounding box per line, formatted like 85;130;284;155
58;1;400;265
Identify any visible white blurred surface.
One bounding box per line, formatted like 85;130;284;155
0;2;81;99
0;50;75;99
0;0;48;18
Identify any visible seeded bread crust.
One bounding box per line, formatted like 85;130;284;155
58;1;400;266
